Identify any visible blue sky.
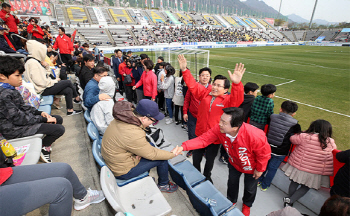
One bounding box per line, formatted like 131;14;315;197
251;0;350;23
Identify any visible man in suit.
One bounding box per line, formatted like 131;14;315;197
112;49;124;93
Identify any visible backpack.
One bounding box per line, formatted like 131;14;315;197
145;126;167;148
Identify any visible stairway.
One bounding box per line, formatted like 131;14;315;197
148;29;160;43
330;32;340;41
292;31;297;41
105;28;115;45
128;29;140;46
61;5;71;25
84;7;94;25
278;31;291;42
302;32;307;41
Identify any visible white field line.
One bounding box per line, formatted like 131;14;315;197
210;54;349;71
274;95;350;118
211;65;350;118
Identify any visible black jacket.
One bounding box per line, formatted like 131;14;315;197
332;150;350;198
270;124;301;156
0;87;46;139
0;35;16;53
239;94;255;122
78;65;94;90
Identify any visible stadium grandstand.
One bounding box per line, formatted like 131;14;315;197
0;0;349;216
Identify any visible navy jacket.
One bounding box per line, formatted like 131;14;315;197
112;56;123;79
132;66;143;90
0;35;16;53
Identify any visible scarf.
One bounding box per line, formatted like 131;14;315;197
0;82;15;90
4;33;16;51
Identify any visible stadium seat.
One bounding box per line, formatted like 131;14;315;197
40;95;54;105
185;179;233;216
92;138;106;168
8;134;43;166
222;207;245;216
84;110;92;123
87;122;101;141
115;171;149;187
160;145;186;165
168;160;206;190
38;105;52;115
100;166;172;216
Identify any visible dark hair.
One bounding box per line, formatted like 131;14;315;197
29;17;36;22
2;3;11;8
319;195;350;216
83;54;94;63
82;43;89;48
304;119;333;150
0;56;25;78
93;66;109;75
143;60;154;70
132;109;143;117
114;49;122;54
244;82;259;94
214;75;230;89
281;100;298;115
66;34;71;38
127;51;132;54
159;62;167;67
58;27;65;34
222;107;244;128
158;56;164;61
261;84;276;96
140;54;148;60
199;67;212;76
165;65;175;77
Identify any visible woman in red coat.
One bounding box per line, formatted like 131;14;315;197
282;119;337;207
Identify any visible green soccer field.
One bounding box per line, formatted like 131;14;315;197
108;46;350;150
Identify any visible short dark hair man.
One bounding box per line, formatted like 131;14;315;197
112;49;124;93
0;3;20;48
53;27;74;66
173;107;271;216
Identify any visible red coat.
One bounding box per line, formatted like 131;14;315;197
183;88;201;118
0;9;19;33
288;133;336;176
53;34;74;54
182;123;271;174
182;69;244;143
135;71;157;99
27;24;45;39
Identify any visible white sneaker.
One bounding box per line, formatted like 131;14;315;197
74;188;105;211
166;119;174;125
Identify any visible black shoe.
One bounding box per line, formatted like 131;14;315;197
67;110;83;116
159;108;165;111
40;148;52;163
283;197;293;207
175;121;181;125
164;113;169;117
219;156;228;165
73;99;82;104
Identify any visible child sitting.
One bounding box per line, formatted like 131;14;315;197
250;84;276;130
0;56;65;163
239;82;259;122
258;100;301;191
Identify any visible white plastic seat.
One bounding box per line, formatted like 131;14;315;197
100;166;172;216
8;134;43;166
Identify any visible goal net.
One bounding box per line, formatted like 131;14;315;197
155;48;210;79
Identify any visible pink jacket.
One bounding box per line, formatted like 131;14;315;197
288;133;336;176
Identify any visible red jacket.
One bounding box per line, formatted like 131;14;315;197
182;69;244;143
0;9;19;33
119;64;135;86
288;133;336;176
183;123;271;174
27;24;44;39
183;88;200;118
53;34;74;54
135;70;157;99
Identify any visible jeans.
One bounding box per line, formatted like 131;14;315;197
117;158;169;186
16;49;29;55
227;163;259;207
0;163;87;216
166;98;173;118
42;80;78;109
192;143;220;180
187;111;197;140
35;115;65;147
258;154;286;189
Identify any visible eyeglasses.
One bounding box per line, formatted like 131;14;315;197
147;117;157;123
212;83;225;88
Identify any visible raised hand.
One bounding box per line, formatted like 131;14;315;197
177;54;187;72
228;63;246;84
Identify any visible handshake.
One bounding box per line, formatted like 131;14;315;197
170;145;184;156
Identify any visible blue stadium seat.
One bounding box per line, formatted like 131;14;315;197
38;105;52;115
87;122;100;141
116;171;149;187
168;160;206;190
222;207;244;216
185;179;233;216
92;138;106;167
84;110;92;123
40;95;54;105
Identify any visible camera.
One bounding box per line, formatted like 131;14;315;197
130;55;142;67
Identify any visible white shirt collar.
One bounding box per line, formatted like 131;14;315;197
226;133;238;142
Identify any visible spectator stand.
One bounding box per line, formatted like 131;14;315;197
65;5;89;25
233;16;250;29
240;18;259;29
145;10;168;25
108;8;136;25
175;12;193;26
222;16;242;29
257;19;275;30
202;15;222;28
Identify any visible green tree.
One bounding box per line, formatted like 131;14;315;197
274;19;285;26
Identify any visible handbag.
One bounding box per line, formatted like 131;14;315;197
123;74;132;84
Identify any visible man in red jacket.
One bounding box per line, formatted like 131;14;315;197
0;3;20;48
173;107;271;216
27;17;44;39
53;27;74;66
177;54;245;183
